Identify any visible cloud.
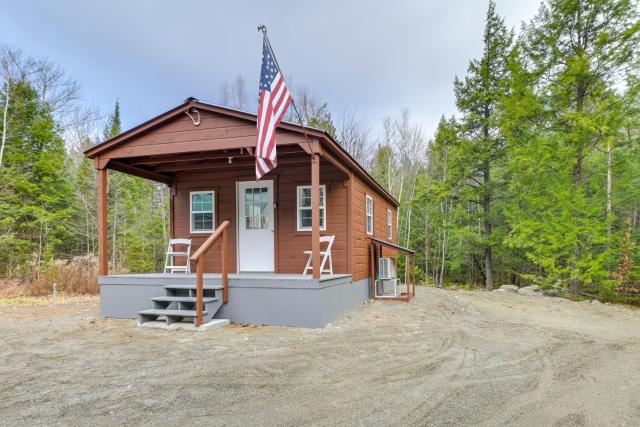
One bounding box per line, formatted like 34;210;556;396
0;0;542;138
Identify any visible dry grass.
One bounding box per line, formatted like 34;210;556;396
0;254;99;298
0;294;97;307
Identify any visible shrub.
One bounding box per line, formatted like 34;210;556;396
22;254;99;296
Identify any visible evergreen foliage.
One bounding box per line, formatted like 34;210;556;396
400;0;640;300
0;80;73;275
1;0;639;304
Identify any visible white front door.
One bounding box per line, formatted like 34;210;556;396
237;180;275;272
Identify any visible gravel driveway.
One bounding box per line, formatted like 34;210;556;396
1;287;639;426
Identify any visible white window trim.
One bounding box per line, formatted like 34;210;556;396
296;184;327;231
366;194;374;236
387;208;393;240
190;190;216;234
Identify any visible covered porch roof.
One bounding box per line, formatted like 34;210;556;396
84;97;398;207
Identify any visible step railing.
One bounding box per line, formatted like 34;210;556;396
190;220;230;326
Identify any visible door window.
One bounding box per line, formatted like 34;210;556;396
245;187;269;229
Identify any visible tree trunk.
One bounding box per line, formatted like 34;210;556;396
569;158;582;294
424;210;430;286
607;138;612;223
569;87;587;295
0;81;9;169
483;164;494;290
606;138;613;273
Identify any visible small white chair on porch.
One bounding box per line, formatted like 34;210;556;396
303;235;335;276
164;238;192;274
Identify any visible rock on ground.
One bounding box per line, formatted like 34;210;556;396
517;285;543;296
500;284;519;293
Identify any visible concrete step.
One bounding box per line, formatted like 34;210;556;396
138;309;207;318
151;296;218;303
163;284;223;290
138;318;230;331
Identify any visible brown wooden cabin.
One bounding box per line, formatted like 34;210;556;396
84;98;415;328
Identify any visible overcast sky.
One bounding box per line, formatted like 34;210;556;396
0;0;543;139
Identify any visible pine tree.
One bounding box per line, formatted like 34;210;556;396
517;0;640;293
0;80;73;275
102;101;169;273
451;0;513;290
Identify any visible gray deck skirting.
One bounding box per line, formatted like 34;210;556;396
99;273;369;328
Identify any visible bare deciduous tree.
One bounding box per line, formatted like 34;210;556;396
337;109;372;165
219;75;247;110
376;110;426;247
31;58;80;119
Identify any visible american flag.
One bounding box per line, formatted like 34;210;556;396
255;37;292;180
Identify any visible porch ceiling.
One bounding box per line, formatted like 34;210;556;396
106;144;312;182
103;143;352;184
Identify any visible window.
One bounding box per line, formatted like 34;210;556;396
366;195;374;235
297;185;326;231
244;187;269;229
190;191;215;233
387;209;393;240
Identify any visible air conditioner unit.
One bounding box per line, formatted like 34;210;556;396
378;257;395;280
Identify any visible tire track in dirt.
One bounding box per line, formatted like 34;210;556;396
476;345;556;426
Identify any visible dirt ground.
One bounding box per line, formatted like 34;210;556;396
1;287;640;426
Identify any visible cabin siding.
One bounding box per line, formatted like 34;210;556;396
103;111;304;159
350;175;397;281
173;158;349;275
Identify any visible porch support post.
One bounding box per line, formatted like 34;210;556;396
97;167;109;276
311;153;321;279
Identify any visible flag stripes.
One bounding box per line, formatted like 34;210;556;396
256;38;292;180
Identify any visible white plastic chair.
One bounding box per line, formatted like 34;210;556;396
164;238;192;273
303;235;335;276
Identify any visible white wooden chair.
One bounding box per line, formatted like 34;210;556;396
303;235;335;276
164;238;192;273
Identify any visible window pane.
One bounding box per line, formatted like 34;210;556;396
299;187;311;208
244;188;269;230
191;193;214;231
319;187;325;207
192;192;214;212
202;214;213;230
202;193;212;209
298;208;326;229
192;212;213;231
300;209;312;228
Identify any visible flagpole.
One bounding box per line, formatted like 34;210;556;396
257;25;314;154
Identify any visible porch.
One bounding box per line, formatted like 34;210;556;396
99;272;366;328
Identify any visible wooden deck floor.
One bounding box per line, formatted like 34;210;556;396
105;272;352;282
